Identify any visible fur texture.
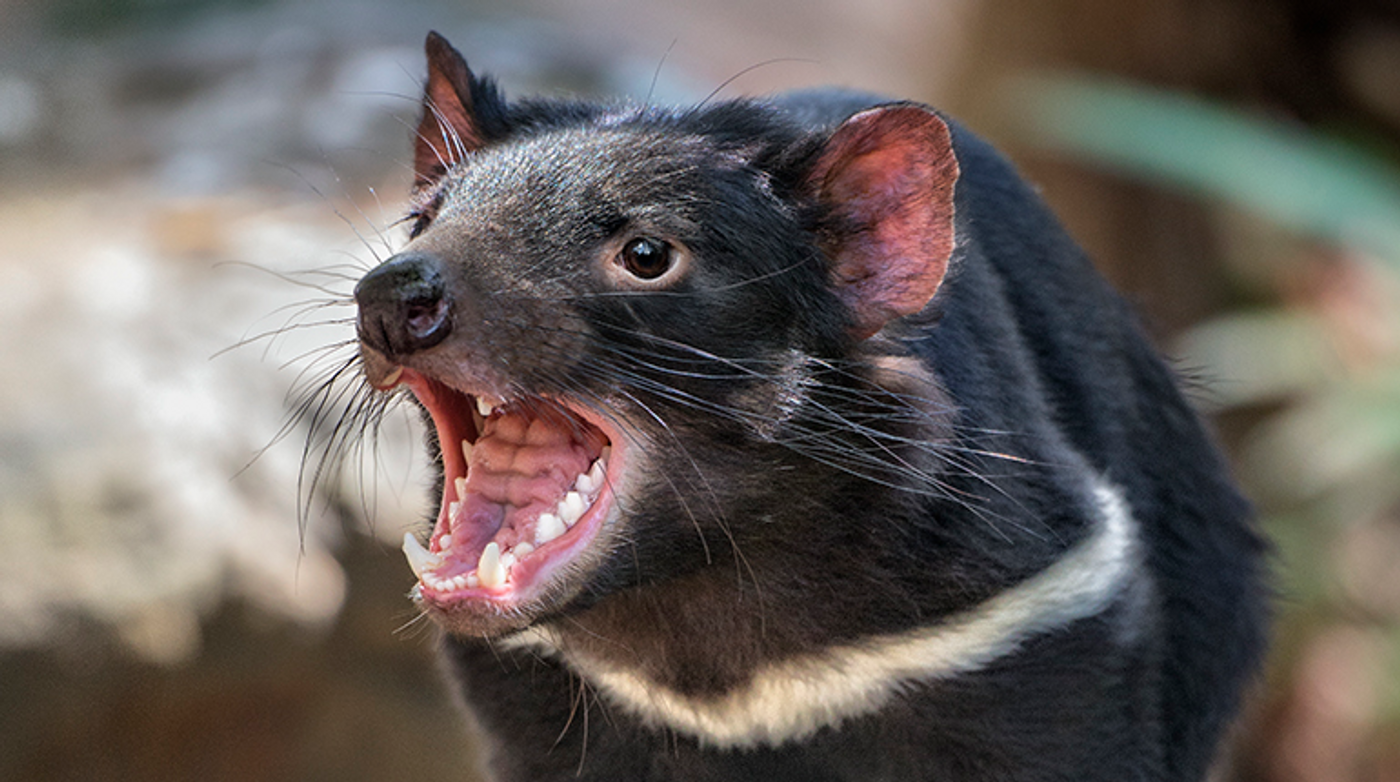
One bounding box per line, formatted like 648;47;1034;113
346;33;1268;781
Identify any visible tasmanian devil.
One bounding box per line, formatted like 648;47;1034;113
347;31;1268;781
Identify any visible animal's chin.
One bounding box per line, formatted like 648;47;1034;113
394;367;625;638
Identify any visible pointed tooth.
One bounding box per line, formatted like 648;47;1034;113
475;396;495;417
478;542;499;570
588;459;605;488
461;439;473;465
375;366;404;390
402;533;441;578
477;542;505;588
535;513;565;545
448;501;461;522
514;542;535;559
454;476;468;501
559;491;585;526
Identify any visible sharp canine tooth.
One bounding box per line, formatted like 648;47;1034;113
477;542;505;588
379;366;404;389
401;533;441;578
448;501;461;521
560;491;585;525
535;513;565;545
476;397;495;417
461;439;473;464
454;476;467;501
514;542;535;558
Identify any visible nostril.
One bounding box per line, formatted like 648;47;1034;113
405;295;450;340
354;251;453;358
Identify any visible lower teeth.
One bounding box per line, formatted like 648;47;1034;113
477;542;506;588
411;456;607;589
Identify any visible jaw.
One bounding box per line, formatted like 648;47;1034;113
395;368;629;637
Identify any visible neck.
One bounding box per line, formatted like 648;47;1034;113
502;474;1139;749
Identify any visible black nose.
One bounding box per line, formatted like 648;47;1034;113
354;251;452;358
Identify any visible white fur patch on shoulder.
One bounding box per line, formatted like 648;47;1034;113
505;476;1138;748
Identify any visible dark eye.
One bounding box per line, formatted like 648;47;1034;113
619;237;673;280
406;190;444;238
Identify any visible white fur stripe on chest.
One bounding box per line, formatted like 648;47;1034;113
504;476;1139;748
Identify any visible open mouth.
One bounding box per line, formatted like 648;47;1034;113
390;369;621;630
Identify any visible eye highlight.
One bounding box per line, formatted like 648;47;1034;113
619;237;674;280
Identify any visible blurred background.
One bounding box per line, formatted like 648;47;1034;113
1;0;1398;779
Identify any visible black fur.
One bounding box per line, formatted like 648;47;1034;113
348;35;1268;781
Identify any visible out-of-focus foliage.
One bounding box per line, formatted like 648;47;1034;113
1004;75;1400;271
1005;75;1400;779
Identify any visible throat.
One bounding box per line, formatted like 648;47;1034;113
502;475;1140;748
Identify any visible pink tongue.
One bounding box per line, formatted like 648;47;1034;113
456;409;596;543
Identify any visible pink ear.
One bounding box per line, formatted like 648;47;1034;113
807;105;959;340
414;32;488;188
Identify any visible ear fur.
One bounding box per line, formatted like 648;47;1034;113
806;105;960;340
415;32;490;188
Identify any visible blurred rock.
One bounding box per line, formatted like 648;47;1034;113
0;191;356;656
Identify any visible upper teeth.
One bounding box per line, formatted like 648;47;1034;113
408;452;609;592
476;397;496;417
